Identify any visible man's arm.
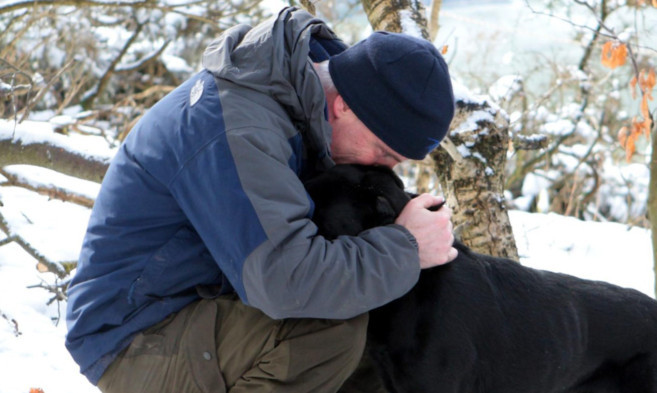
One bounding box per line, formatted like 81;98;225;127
170;127;421;320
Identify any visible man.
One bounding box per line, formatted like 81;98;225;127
66;7;457;393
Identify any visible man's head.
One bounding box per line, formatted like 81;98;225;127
320;32;455;166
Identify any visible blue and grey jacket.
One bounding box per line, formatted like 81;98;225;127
65;8;421;384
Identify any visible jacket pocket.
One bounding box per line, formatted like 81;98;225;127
128;225;222;306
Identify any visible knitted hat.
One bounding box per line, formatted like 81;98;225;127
328;31;455;160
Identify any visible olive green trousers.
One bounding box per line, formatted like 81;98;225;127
97;295;368;393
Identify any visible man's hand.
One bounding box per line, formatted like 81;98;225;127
395;194;458;269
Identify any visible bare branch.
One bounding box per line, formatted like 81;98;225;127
1;310;21;337
81;21;144;109
428;0;443;41
115;40;170;73
0;0;225;26
512;134;549;151
18;60;75;122
0;211;68;278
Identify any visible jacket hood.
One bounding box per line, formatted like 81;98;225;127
202;7;343;167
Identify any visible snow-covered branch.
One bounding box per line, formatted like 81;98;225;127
0;166;98;208
0;119;113;183
0;215;68;279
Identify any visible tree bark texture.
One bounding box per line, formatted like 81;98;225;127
432;98;519;260
0;138;109;183
360;0;430;39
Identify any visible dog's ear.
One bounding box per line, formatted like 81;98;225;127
362;168;410;216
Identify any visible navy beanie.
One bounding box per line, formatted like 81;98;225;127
328;32;455;160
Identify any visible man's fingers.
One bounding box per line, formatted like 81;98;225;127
412;193;445;209
447;247;458;262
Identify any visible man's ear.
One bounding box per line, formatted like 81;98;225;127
331;94;352;120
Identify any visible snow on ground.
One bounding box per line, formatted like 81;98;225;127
0;170;653;393
0;186;98;393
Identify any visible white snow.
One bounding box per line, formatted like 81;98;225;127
399;10;425;39
489;75;523;102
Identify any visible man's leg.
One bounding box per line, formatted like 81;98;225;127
97;295;368;393
214;295;368;393
97;298;226;393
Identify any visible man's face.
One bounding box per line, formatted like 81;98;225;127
328;96;407;168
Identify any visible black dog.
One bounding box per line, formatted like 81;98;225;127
304;164;657;393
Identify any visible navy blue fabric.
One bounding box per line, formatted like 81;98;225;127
329;32;455;160
66;71;266;383
309;36;346;62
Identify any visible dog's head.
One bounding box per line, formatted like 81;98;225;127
304;164;412;240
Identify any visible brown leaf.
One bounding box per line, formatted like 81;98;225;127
630;75;638;100
601;41;627;69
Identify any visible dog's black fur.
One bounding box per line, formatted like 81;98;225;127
304;164;657;393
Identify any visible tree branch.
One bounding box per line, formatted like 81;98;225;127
0;131;110;183
0;0;225;26
0;212;68;279
1;310;21;337
428;0;442;41
0;167;97;208
81;22;144;109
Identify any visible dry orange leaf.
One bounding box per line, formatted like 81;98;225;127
441;45;448;55
622;67;655;161
29;389;45;393
640;95;652;137
618;126;629;146
601;41;627;69
637;68;656;96
619;117;653;161
618;125;635;162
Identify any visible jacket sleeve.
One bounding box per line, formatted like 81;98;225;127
170;126;421;320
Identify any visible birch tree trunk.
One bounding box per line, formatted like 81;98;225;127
359;0;519;259
360;0;430;39
432;99;518;259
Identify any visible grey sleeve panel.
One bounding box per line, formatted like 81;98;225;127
226;128;420;320
244;225;421;320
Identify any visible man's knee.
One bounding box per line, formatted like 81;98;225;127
277;313;369;383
